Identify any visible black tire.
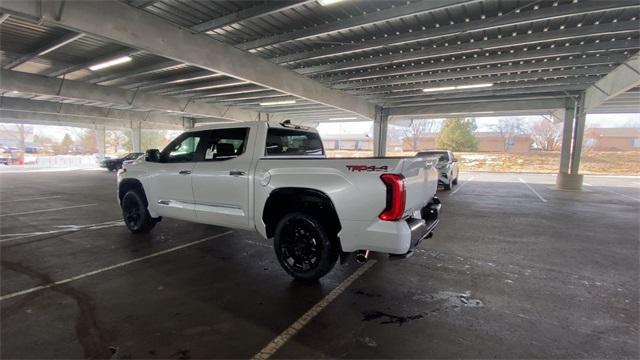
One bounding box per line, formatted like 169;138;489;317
452;177;458;185
121;190;156;234
443;182;452;190
274;212;339;281
107;166;113;172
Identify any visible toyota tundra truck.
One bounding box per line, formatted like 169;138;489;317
117;121;441;281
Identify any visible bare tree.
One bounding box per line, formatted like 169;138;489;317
403;118;438;151
531;118;562;151
492;117;529;151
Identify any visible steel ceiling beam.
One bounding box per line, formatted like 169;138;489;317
87;61;182;85
325;40;639;84
296;20;640;75
0;70;261;122
121;70;223;91
349;65;612;95
3;32;85;70
236;0;474;50
376;84;591;106
0;97;188;128
273;1;639;65
387;98;568;116
335;54;627;90
0;13;11;24
366;78;599;101
583;51;640;113
0;0;376;119
157;78;250;96
191;1;315;33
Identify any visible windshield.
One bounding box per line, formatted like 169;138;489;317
420;151;449;162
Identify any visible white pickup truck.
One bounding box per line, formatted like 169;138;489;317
117;121;441;280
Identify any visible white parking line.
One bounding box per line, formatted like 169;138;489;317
519;178;547;203
252;260;376;360
450;176;475;195
0;203;96;217
0;195;63;203
0;231;233;301
0;220;124;243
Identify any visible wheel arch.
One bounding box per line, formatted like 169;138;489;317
118;178;148;207
262;187;341;239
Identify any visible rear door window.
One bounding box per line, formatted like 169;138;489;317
201;128;249;161
265;128;324;156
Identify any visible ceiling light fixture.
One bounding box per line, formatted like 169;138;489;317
423;83;493;92
259;100;297;106
329;117;358;120
318;0;345;6
89;56;132;71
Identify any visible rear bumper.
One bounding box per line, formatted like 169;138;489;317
338;197;441;255
408;198;441;248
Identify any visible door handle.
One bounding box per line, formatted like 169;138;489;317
229;170;245;176
179;170;192;175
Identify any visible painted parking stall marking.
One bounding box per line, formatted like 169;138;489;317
519;177;547;203
450;176;475;195
0;231;233;301
0;203;97;217
252;260;377;360
0;220;124;243
0;195;63;203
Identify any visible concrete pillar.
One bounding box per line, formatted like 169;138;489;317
373;109;388;157
131;123;142;152
570;110;587;175
556;97;585;190
558;106;575;174
95;127;106;156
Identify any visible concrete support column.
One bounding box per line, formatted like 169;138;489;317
570;110;587;175
131;123;142;152
95;126;106;156
559;106;575;174
556;97;585;190
373;108;388;157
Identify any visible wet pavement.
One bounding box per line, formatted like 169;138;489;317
1;169;638;358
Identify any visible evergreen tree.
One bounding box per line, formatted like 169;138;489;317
437;118;479;151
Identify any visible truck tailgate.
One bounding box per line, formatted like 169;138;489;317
398;154;439;215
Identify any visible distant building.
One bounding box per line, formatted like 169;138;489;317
585;128;640;151
322;134;373;151
402;132;532;152
474;132;532;152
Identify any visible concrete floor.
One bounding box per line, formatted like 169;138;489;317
1;169;638;359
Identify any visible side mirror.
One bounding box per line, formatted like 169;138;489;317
145;149;160;162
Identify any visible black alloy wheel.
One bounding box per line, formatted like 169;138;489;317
274;212;338;281
121;190;155;234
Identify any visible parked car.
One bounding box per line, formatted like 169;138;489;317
117;121;442;281
417;150;459;190
101;152;143;171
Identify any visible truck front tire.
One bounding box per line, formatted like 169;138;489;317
274;212;339;281
121;190;156;234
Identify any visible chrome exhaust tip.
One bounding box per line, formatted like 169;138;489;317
355;250;370;264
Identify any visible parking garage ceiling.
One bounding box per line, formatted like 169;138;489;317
0;0;639;128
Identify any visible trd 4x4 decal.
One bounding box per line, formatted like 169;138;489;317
346;165;388;172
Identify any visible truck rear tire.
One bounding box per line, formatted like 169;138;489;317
274;212;339;281
121;190;156;234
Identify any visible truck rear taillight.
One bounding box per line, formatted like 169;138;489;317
379;174;406;221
